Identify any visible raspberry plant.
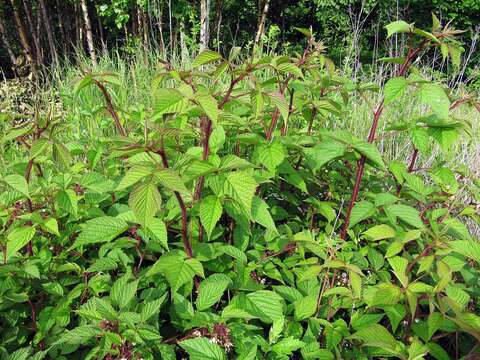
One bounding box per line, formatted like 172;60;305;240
1;17;480;360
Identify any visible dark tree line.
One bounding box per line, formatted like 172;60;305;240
0;0;479;77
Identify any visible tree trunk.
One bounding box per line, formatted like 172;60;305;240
0;16;17;67
22;0;42;64
9;0;35;65
55;0;67;54
213;0;222;52
79;0;97;65
199;0;211;51
168;0;173;51
157;2;166;53
141;6;149;46
255;0;270;44
98;16;107;54
38;0;58;64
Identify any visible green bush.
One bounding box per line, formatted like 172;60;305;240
0;18;479;360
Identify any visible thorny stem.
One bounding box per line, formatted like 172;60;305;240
340;41;428;240
93;79;127;137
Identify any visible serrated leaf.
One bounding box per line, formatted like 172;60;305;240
363;224;396;240
146;254;204;292
74;217;129;248
350;201;375;228
116;165;153;190
388;256;409;287
192;50;222;68
386;204;423;228
223;171;257;213
195;274;231;311
141;294;167;322
419;83;450;119
55;189;78;215
304;141;346;172
385;20;413;38
269;92;289;121
384;77;407;105
3;174;29;198
154;88;184;115
258;142;286;172
145;217;168;250
246;290;284;323
129;181;162;225
348;324;401;355
200;195;222;240
294;295;318;321
6;226;35;260
110;274;138;310
352;141;385;169
251;196;276;232
196;94;218;124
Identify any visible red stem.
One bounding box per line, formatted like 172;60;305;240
93;80;127;137
156;147;193;259
340;43;425;240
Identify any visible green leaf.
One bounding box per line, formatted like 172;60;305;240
271;337;305;355
449;240;480;263
251;196;276;232
73;217;129;248
304;141;346;172
223;171;257;213
418;83;450;119
269;92;289;121
30;138;50;159
258;142;286;172
277;63;303;78
55;189;78;215
129;181;162;225
200;195;223;240
40;218;59;236
196;93;218;124
410;126;430;154
294;295;318;321
246;290;284;323
349;324;401;355
386;204;423;228
145;218;168;250
116;165;152;190
155;168;189;194
195;274;231;311
385;20;413;38
384;77;407;105
55;325;100;345
146;254;204;292
192;50;222;68
180;337;226;360
388;256;409;287
363;224;396;240
3;174;29;198
141;294;167;322
6;226;35;260
110;274;139;310
350;201;375;228
352;141;385;169
154;88;184;115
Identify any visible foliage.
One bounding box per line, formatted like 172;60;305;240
0;18;480;359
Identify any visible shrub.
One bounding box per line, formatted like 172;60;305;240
0;17;479;360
